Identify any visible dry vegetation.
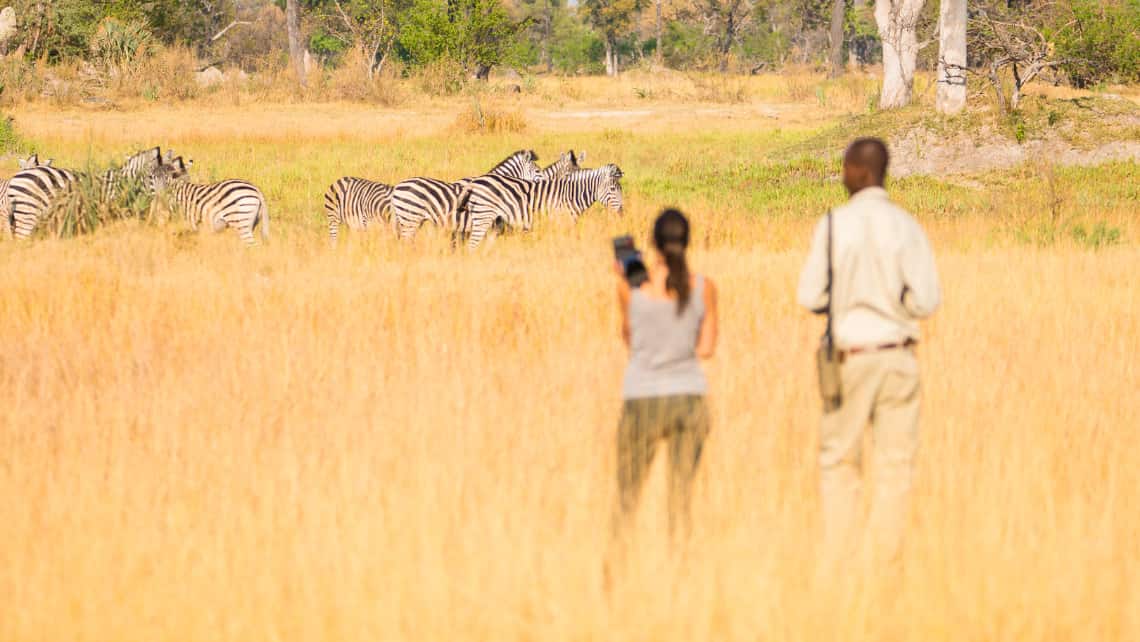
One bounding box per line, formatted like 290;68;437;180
1;78;1138;641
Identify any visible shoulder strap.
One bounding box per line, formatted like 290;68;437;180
825;210;833;345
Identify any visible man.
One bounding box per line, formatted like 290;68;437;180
797;137;941;562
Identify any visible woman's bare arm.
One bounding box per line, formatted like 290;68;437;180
615;263;631;348
696;276;718;359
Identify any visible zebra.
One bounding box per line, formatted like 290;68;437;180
150;158;270;245
100;146;171;201
537;150;585;181
323;177;394;244
5;147;170;239
462;164;625;249
2;154;52;239
392;149;544;243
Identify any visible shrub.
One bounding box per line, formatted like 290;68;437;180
550;12;604;75
37;162;158;239
1051;0;1140;87
0;114;21;153
452;100;527;134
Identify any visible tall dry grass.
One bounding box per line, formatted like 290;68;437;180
1;99;1138;641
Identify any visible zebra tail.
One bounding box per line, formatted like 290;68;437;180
259;200;270;241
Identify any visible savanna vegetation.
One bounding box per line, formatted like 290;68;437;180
1;64;1138;641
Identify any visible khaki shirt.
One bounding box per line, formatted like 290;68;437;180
797;187;941;350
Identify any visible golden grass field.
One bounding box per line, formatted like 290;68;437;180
2;76;1139;641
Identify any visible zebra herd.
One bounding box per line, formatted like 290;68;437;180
1;147;267;243
325;148;625;249
3;146;624;248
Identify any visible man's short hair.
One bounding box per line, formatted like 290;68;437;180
845;137;890;184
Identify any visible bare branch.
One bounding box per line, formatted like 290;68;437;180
209;20;252;43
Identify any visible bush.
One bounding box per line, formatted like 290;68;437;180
550;12;604;75
452;99;527;134
662;21;715;71
1051;0;1140;86
38;163;157;239
0;114;21;153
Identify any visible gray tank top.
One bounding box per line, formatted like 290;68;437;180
622;275;708;400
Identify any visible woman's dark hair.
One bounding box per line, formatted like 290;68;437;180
654;208;691;315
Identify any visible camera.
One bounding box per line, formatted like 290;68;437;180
613;235;648;287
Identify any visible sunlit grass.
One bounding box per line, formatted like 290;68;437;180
1;92;1138;642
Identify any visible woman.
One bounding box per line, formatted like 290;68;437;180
612;208;719;543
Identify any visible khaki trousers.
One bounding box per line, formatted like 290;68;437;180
820;348;920;561
613;395;710;540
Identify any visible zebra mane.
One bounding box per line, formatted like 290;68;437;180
489;150;538;173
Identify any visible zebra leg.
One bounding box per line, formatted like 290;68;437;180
236;223;257;246
327;211;340;245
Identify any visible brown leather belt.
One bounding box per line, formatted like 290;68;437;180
840;339;916;361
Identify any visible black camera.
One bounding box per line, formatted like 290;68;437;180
613;235;648;287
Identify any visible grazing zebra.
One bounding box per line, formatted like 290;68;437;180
392;150;543;242
100;146;170;201
150;158;270;245
5;147;170;239
2;154;52;239
323;177;394;244
462;164;625;249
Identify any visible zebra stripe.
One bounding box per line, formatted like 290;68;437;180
2;154;51;238
323;177;394;243
5;148;168;239
537;150;585;181
463;164;625;249
151;164;269;245
392;178;470;241
6;165;81;239
392;150;542;242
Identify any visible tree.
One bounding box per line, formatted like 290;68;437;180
936;0;967;113
686;0;756;72
874;0;925;108
315;0;401;79
654;0;663;65
286;0;306;86
581;0;644;75
399;0;529;78
970;5;1070;110
828;0;845;76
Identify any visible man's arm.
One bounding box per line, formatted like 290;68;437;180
796;217;830;314
900;219;941;319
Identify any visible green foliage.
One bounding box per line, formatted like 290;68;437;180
662;20;714;70
580;0;644;42
549;10;604;74
1070;221;1123;249
90;17;156;69
398;0;457;65
1050;0;1140;86
0;115;22;154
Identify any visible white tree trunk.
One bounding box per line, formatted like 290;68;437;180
828;0;846;77
936;0;968;114
286;0;306;87
604;38;617;77
655;0;663;66
875;0;924;109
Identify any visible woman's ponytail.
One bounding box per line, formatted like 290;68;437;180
654;209;692;315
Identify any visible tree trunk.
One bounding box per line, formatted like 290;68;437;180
286;0;306;87
849;0;866;67
655;0;663;66
828;0;846;78
604;38;616;76
936;0;967;114
875;0;924;109
542;2;553;73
